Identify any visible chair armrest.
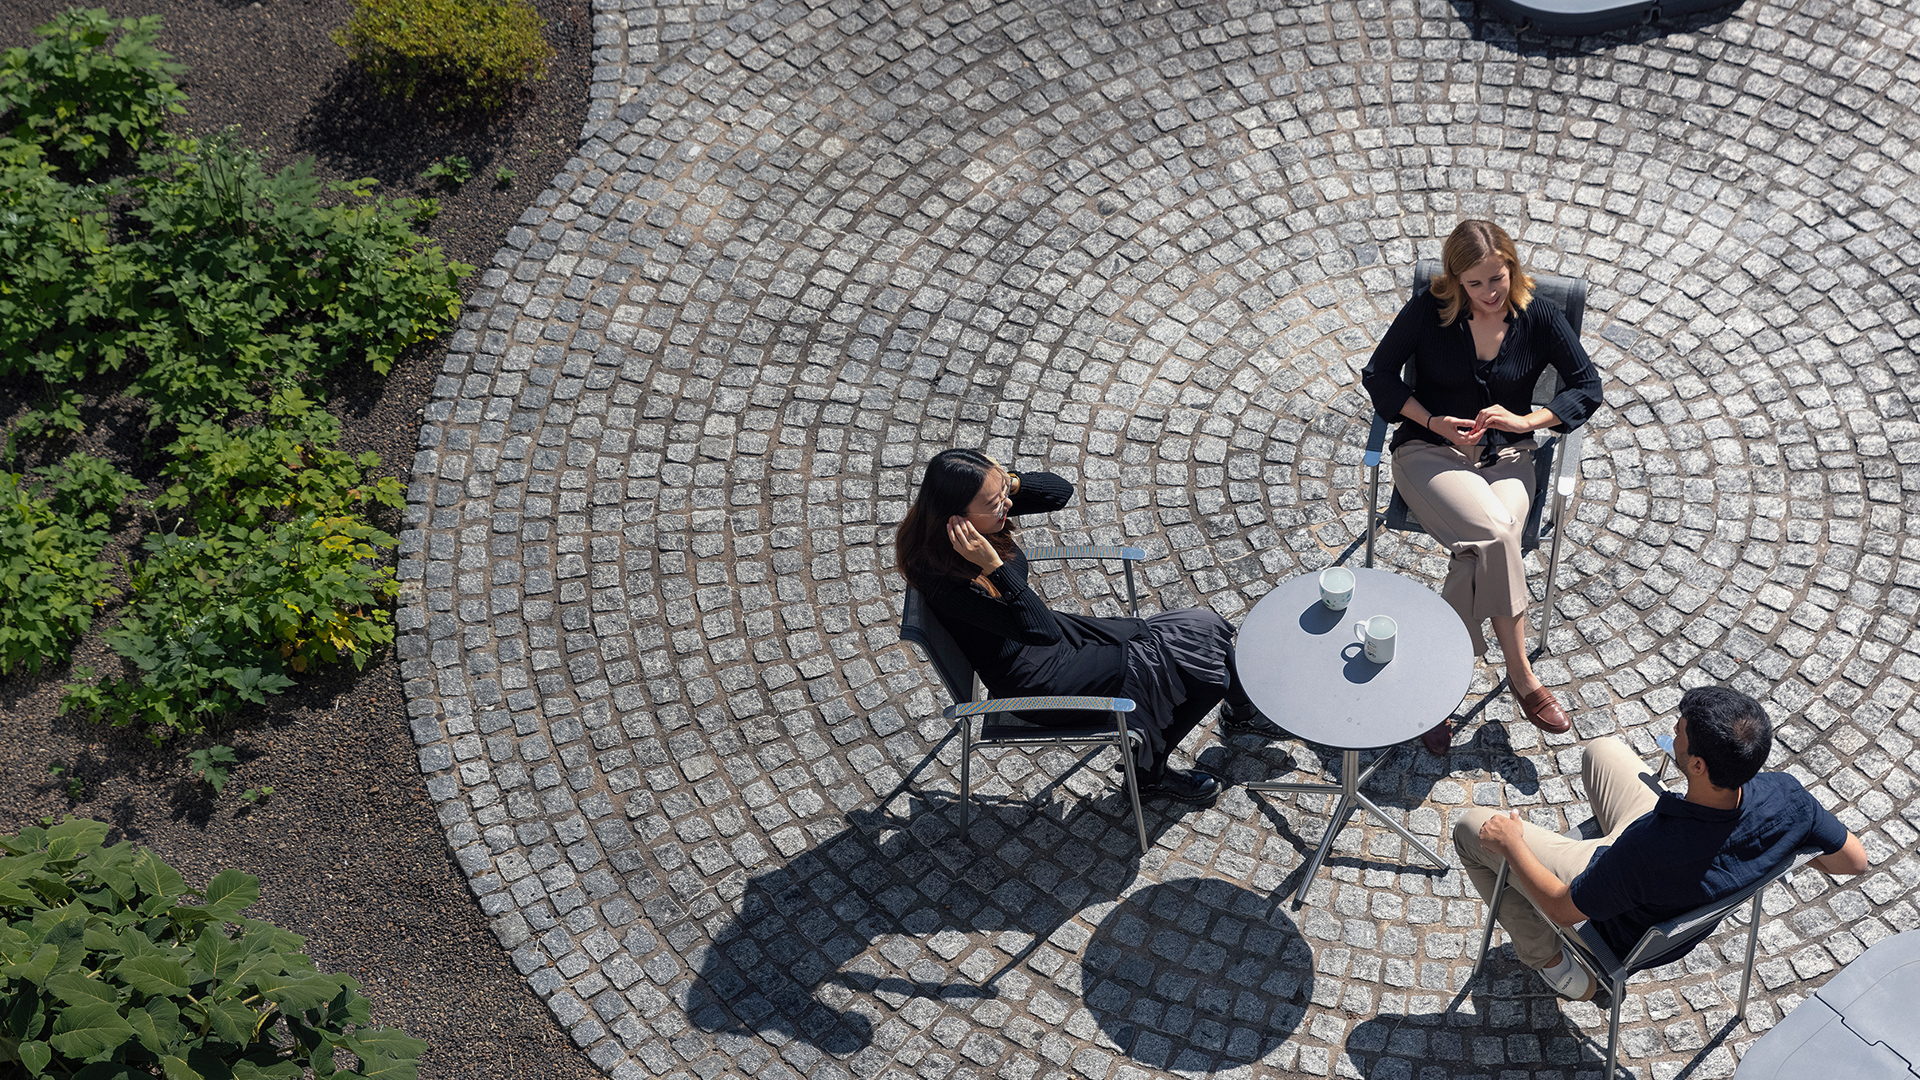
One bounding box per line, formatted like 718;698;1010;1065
1365;413;1388;468
1023;545;1146;564
944;695;1136;719
1556;427;1585;498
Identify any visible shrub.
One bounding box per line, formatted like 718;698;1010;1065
0;138;124;386
0;8;186;172
0;452;140;676
62;392;403;738
0;816;427;1078
119;134;468;423
334;0;551;113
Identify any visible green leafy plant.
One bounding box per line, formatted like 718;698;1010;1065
0;137;126;388
186;744;237;793
492;166;514;188
63;392;404;738
334;0;551;113
421;154;470;189
0;451;141;675
0;816;426;1077
0;8;187;172
45;762;84;800
238;785;273;805
4;388;87;459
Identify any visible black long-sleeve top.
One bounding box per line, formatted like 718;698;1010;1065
917;472;1145;698
1361;290;1603;455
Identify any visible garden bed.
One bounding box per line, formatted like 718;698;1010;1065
0;1;601;1075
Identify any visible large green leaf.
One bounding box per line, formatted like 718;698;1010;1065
48;1000;136;1058
251;972;342;1014
46;971;117;1005
343;1028;427;1063
191;929;246;981
44;818;109;857
354;1053;420;1080
202;997;258;1044
19;1039;52;1076
118;953;193;996
4;989;47;1040
130;848;186;903
2;943;58;983
232;1060;302;1079
127;997;184;1054
198;870;258;920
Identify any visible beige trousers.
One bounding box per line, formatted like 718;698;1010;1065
1391;440;1535;656
1452;738;1664;968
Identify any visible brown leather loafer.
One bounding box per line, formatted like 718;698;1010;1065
1420;719;1453;757
1516;686;1571;734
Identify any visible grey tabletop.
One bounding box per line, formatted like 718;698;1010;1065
1237;567;1474;750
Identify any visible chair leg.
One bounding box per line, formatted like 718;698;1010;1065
1115;712;1149;854
1365;462;1380;569
1536;487;1567;657
1123;561;1139;618
1605;976;1624;1079
1739;887;1763;1015
960;717;974;837
1469;860;1509;985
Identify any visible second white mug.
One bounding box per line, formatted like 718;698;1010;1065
1353;615;1397;663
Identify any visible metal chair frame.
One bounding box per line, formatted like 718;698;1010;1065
1462;746;1822;1078
900;546;1151;853
1362;260;1589;656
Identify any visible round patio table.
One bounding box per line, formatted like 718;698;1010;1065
1238;566;1474;904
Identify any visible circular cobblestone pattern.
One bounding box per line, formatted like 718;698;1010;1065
399;0;1920;1076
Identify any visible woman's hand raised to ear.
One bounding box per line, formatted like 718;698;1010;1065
948;517;1003;574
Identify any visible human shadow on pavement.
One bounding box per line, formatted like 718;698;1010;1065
684;765;1314;1072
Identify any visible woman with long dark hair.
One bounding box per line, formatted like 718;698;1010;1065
897;449;1280;806
1362;220;1603;751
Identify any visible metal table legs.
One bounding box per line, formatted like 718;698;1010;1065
1244;746;1445;905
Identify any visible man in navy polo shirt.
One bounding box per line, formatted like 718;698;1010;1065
1453;685;1868;1000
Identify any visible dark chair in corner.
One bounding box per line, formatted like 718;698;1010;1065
900;545;1151;853
1363;258;1588;656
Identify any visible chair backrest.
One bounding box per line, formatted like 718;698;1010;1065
1621;846;1823;972
901;587;977;708
1412;258;1588;407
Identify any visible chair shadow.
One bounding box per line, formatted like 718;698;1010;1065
1441;0;1743;53
682;750;1316;1070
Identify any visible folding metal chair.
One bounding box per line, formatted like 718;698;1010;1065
899;546;1151;853
1362;259;1589;655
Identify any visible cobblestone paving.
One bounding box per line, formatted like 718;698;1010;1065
398;0;1920;1076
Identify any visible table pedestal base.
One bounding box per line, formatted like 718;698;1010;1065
1245;747;1445;905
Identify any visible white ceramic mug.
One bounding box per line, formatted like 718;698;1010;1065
1319;566;1354;610
1353;615;1397;663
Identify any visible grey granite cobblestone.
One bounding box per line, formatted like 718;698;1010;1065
400;0;1920;1076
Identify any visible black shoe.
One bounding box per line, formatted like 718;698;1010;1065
1140;768;1221;806
1222;705;1289;740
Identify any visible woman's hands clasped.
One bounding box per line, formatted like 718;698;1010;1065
948;516;1003;573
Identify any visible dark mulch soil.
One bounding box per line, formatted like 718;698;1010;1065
0;2;602;1076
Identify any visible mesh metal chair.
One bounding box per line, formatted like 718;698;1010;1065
900;546;1151;853
1465;795;1822;1077
1363;259;1589;655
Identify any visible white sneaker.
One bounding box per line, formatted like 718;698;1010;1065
1538;956;1597;1001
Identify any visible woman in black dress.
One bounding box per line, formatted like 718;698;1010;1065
897;449;1279;806
1361;220;1603;749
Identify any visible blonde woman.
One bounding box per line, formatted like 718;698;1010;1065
1361;221;1602;751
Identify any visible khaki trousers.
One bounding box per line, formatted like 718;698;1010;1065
1452;737;1664;969
1391;440;1535;656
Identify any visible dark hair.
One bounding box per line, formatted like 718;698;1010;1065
896;449;1018;591
1678;685;1773;790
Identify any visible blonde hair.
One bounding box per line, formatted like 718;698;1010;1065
1429;220;1534;326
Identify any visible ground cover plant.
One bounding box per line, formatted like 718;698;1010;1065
0;8;467;738
0;7;185;171
0;816;426;1077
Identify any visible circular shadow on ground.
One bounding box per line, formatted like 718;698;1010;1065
1081;879;1313;1071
